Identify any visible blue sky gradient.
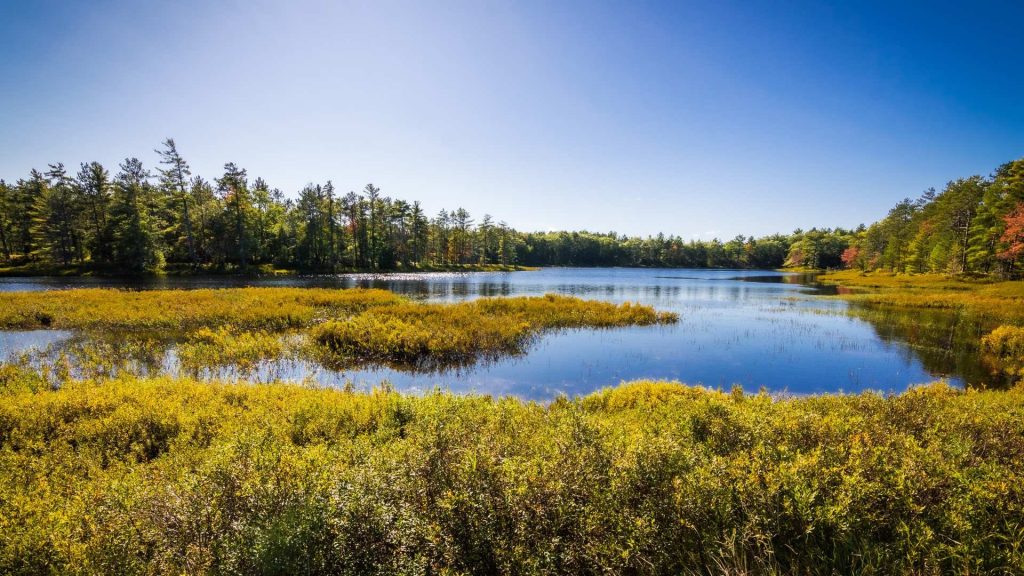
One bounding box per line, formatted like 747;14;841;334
1;0;1022;238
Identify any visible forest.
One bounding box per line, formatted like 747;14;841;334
1;139;1022;276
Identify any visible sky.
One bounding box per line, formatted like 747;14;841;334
1;0;1022;239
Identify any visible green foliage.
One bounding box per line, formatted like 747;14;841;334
783;228;854;269
107;158;163;273
13;142;1020;276
0;138;809;273
0;374;1022;574
847;159;1024;277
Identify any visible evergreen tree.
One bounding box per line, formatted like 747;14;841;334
76;162;113;264
216;163;252;268
108;158;162;272
155;138;196;264
32;164;84;265
0;181;14;260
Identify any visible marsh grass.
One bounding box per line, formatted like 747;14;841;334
0;287;404;331
311;294;678;369
177;327;288;373
981;325;1024;378
0;370;1021;575
819;270;1024;320
0;288;677;374
820;271;1024;385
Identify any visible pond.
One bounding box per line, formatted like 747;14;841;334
0;268;995;398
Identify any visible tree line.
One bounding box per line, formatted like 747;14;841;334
0;140;1022;276
837;158;1024;276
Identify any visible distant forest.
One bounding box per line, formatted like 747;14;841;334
1;139;1022;276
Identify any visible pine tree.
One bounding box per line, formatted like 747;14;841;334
0;180;13;261
108;158;162;272
155;138;196;264
216;163;252;268
76;162;113;264
31;164;83;265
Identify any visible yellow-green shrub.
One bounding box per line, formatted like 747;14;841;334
0;371;1022;574
311;295;677;368
982;325;1024;378
177;327;285;372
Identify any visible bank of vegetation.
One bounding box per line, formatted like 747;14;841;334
313;294;675;368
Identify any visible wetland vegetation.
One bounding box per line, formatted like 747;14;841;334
1;370;1022;575
0;287;677;376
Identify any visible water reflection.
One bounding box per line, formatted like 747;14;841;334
843;302;1006;388
0;268;999;398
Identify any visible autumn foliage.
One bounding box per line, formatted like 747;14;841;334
998;201;1024;263
841;245;860;269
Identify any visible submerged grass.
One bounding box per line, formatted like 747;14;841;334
0;369;1021;575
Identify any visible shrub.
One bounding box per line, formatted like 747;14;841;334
982;325;1024;378
0;372;1022;574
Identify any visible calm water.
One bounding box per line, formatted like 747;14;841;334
0;268;987;398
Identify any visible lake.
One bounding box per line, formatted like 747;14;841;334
0;268;991;398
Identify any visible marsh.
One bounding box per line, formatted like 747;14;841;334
0;268;1002;398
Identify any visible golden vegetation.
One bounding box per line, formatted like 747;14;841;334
0;288;677;371
0;287;403;331
982;325;1024;378
820;271;1024;385
819;270;1024;321
311;294;677;367
0;370;1021;574
177;327;287;373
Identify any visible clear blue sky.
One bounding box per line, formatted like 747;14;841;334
1;0;1022;238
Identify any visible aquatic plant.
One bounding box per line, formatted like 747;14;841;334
822;270;1024;388
177;327;286;373
1;288;678;373
0;370;1021;574
982;325;1024;379
311;294;678;368
0;287;403;331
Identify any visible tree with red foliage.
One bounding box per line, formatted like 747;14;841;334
997;202;1024;266
841;245;860;269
